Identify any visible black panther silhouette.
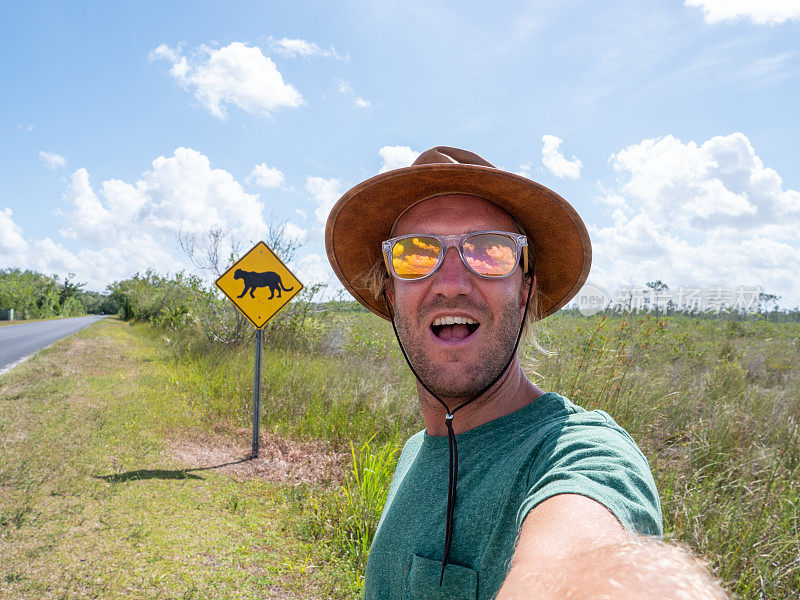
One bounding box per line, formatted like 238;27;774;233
234;268;294;300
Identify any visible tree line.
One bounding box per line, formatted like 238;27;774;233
0;268;119;319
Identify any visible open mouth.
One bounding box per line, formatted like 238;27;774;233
430;316;480;342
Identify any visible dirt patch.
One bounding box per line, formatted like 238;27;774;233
169;430;348;486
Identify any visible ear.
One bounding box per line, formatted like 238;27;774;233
520;274;536;311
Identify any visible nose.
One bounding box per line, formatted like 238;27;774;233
429;246;473;298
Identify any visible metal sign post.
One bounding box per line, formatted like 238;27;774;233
214;241;303;461
252;328;263;458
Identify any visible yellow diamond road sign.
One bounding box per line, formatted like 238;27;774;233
215;241;303;329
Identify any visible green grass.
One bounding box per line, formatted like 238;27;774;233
160;312;422;446
2;311;799;598
0;319;355;599
150;310;800;597
291;436;401;583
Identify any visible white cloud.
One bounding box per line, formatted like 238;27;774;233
516;163;535;179
39;151;66;170
685;0;800;25
150;42;304;119
293;253;337;288
150;43;182;63
247;163;285;188
282;221;307;244
337;79;371;108
737;52;797;81
541;135;582;179
306;176;344;224
0;208;28;255
60;147;268;245
60;168;114;242
379;145;420;173
30;238;178;292
592;132;800;305
55;147;271;287
268;37;344;59
0;207;178;292
2;148;308;291
271;38;323;58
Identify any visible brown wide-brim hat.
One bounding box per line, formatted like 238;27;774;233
325;146;591;320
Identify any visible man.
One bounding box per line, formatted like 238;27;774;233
325;147;727;599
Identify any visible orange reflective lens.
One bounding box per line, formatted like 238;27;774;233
391;236;442;279
383;231;526;280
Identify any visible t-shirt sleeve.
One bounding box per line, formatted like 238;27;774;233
516;412;663;536
376;431;424;524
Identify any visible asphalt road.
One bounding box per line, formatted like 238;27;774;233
0;316;108;375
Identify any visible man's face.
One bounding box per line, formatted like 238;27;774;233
388;194;529;401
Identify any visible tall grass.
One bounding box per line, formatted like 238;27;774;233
294;437;400;580
152;311;421;445
531;314;800;596
340;437;401;572
150;309;799;598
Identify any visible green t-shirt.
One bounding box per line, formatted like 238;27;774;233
364;392;662;600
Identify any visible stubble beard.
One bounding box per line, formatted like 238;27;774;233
393;294;523;403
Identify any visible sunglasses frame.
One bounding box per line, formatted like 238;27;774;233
382;230;529;281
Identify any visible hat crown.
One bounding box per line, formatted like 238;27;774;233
412;146;496;169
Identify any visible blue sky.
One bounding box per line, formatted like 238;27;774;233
2;0;799;308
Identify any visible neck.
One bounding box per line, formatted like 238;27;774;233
418;357;544;436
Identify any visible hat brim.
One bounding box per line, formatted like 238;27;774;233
325;163;591;320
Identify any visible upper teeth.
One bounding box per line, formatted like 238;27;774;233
432;316;477;326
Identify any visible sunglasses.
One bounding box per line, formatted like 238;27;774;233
382;230;528;281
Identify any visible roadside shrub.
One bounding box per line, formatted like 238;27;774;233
109;270;207;329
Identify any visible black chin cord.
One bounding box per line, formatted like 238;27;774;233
383;280;533;585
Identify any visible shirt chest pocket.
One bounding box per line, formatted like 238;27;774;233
405;554;479;600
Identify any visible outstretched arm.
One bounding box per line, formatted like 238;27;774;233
496;494;728;600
